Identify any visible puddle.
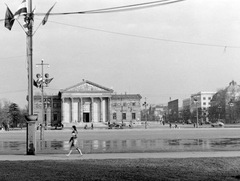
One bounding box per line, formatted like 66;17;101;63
1;138;240;154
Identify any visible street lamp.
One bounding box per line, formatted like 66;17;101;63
217;105;222;120
193;98;198;128
142;98;148;129
35;59;53;140
228;99;234;123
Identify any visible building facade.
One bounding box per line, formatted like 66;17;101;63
33;80;142;127
110;94;142;123
210;80;240;123
168;99;182;123
191;91;216;123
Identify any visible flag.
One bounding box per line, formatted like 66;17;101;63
45;78;53;85
33;79;38;88
4;6;15;30
14;0;27;19
42;3;56;25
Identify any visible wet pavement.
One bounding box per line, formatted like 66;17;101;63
1;151;240;161
1;137;240;155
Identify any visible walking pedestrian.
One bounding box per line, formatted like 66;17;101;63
67;125;83;156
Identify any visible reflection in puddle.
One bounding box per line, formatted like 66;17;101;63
1;138;240;154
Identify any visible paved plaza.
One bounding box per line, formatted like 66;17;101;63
1;125;240;161
1;151;240;161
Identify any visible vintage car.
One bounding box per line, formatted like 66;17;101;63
211;121;224;127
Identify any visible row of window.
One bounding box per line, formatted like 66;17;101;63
113;112;136;120
203;102;211;106
112;102;138;107
203;97;211;100
35;102;61;108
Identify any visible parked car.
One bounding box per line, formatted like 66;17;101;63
211;121;224;127
107;122;126;129
186;119;192;124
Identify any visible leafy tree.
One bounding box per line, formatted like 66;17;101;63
0;100;11;130
8;103;21;128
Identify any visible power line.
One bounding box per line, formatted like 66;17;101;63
0;89;27;94
41;19;240;49
0;55;26;60
0;0;184;21
35;0;185;16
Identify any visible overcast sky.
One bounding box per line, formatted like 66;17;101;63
1;0;240;108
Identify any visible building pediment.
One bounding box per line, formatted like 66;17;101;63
60;80;114;93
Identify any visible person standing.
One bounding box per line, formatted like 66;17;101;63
67;125;83;156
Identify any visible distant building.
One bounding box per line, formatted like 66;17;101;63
191;91;216;123
111;94;142;123
34;80;142;127
182;98;191;122
168;99;182;123
210;80;240;123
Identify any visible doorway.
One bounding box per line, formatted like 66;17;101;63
83;113;90;122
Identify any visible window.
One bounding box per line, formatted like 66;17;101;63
113;113;117;120
132;113;136;119
53;114;58;121
203;97;206;100
132;102;136;106
122;113;126;120
208;97;211;100
203;102;206;105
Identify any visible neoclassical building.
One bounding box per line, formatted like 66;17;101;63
33;80;142;127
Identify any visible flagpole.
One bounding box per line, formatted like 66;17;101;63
26;0;36;155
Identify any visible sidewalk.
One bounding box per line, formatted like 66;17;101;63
0;151;240;161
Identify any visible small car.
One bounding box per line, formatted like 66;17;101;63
211;121;224;127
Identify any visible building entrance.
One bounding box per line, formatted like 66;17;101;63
83;113;90;122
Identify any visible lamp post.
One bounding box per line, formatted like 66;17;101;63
142;98;148;129
35;59;52;140
193;98;198;128
218;105;222;120
228;99;234;123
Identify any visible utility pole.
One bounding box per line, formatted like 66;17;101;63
142;98;148;129
25;0;37;155
36;59;50;140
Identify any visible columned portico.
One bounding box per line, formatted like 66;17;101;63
59;80;114;126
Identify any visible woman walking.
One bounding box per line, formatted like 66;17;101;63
67;125;83;156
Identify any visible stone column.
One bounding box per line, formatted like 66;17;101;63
71;97;74;123
100;97;103;122
61;97;65;124
91;97;94;123
78;98;82;123
108;97;111;122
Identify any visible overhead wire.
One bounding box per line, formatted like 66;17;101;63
0;89;27;94
0;0;184;21
0;55;26;60
34;0;185;16
36;18;240;49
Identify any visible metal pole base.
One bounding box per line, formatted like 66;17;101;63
26;122;36;155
